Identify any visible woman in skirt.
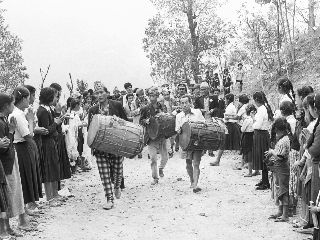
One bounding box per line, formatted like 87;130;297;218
241;104;256;177
50;84;71;191
0;93;35;236
37;87;64;204
10;86;43;214
224;93;241;151
252;91;273;190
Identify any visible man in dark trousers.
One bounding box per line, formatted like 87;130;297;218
88;81;128;210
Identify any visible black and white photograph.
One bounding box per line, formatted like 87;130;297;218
0;0;319;239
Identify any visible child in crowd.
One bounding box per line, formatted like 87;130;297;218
241;104;256;177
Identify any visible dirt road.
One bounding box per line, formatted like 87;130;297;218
23;150;304;240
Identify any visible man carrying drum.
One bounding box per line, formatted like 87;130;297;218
88;81;128;210
140;86;168;185
176;95;206;193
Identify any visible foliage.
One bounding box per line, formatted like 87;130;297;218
145;0;231;85
0;6;28;93
76;79;88;94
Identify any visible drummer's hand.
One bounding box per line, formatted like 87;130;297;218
145;119;150;125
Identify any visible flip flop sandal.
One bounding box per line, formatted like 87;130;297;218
193;187;202;193
268;214;280;219
274;218;289;222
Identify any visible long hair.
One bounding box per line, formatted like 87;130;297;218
278;77;296;108
306;93;320;148
253;91;274;121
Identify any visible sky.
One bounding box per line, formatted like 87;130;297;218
1;0;157;95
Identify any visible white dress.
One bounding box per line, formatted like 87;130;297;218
65;112;81;166
82;115;93;168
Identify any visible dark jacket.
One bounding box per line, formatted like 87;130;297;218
0;117;15;175
139;102;163;127
194;95;219;117
88;100;128;128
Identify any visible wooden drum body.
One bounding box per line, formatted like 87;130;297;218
179;121;225;151
147;113;176;140
87;115;145;158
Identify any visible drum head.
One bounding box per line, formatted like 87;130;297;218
147;117;159;140
179;122;191;150
87;114;101;147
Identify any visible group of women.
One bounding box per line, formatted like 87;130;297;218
0;83;92;239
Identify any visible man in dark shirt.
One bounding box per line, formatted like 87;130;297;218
88;81;128;210
140;86;168;185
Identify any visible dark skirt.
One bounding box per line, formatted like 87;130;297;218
56;133;71;180
252;130;270;171
15;140;43;204
39;136;60;183
225;122;241;150
274;171;289;199
311;163;320;203
0;182;8;213
241;132;253;154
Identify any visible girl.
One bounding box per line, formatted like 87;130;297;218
304;93;320;235
237;94;250;127
65;99;87;173
241;104;256;177
37;87;64;204
224;93;241;151
10;86;42;215
252;91;273;190
292;95;316;229
0;93;35;237
274;77;295;119
279;101;298;215
265;118;291;222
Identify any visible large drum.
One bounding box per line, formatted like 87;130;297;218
179;121;225;151
147;113;176;140
87;115;145;158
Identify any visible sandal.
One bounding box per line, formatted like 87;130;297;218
193;187;202;193
268;214;280;220
274;217;289;222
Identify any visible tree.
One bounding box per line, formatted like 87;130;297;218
146;0;230;84
76;79;88;94
0;6;28;92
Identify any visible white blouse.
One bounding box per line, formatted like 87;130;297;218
286;115;297;134
224;103;237;123
237;103;247;126
9;107;30;143
253;105;270;130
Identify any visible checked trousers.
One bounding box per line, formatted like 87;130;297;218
95;153;124;202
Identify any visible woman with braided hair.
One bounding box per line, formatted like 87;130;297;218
252;91;273;190
274;77;296;119
304;93;320;238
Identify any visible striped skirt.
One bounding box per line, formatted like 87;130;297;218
252;130;270;171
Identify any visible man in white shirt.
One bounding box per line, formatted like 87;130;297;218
176;95;205;193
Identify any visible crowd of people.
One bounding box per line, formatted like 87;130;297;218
0;71;319;239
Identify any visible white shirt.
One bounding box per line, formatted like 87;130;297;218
241;116;254;133
224;103;237;123
237;104;247;126
286;115;297;134
9;107;30;143
307;119;317;133
175;108;205;132
253;105;270;130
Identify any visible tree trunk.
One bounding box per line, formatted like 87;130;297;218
276;1;282;74
308;0;316;33
186;0;200;83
